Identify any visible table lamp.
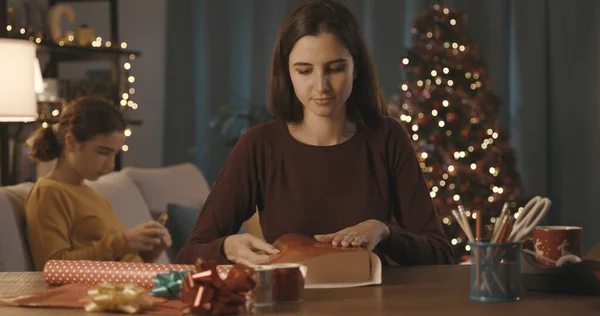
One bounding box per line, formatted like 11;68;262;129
0;38;41;185
0;38;39;122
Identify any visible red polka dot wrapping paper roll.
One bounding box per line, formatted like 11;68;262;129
43;260;234;289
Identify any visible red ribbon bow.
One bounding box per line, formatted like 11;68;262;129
181;259;256;315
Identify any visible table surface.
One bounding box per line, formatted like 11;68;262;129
1;265;599;315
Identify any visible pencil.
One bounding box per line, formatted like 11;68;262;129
475;211;480;241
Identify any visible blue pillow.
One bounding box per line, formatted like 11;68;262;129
165;203;246;256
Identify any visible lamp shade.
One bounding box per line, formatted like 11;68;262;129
0;39;38;122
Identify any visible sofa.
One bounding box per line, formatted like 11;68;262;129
0;162;262;272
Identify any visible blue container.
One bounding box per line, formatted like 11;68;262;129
468;241;522;302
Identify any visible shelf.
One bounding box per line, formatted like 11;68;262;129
17;118;144;126
36;41;141;61
50;0;112;3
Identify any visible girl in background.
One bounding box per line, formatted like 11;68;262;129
25;96;171;271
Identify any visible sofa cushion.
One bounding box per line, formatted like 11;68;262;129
161;203;248;257
85;172;170;264
0;182;34;271
122;163;210;211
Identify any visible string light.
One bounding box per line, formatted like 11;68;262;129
124;129;132;137
122;145;129;152
6;25;12;31
402;58;409;65
450;19;456;26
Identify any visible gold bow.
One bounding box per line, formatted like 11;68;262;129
84;282;153;314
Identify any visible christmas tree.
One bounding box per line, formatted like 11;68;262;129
388;3;523;261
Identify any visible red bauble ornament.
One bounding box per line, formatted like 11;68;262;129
461;129;469;137
473;196;481;204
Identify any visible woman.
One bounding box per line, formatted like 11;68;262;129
177;0;453;267
26;97;172;271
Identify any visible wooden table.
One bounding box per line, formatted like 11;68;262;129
1;265;599;315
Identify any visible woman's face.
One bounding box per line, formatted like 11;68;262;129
288;32;355;121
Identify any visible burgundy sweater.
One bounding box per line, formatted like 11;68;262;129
177;117;453;265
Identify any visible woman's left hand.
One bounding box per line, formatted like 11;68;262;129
314;219;391;251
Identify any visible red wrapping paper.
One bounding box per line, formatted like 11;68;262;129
43;260;233;289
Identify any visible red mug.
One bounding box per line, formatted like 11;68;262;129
524;226;583;266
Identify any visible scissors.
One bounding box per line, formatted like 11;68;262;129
507;196;551;242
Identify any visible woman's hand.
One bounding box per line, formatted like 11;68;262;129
124;221;170;252
223;233;280;267
314;219;391;251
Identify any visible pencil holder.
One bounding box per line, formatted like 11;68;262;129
468;241;522;302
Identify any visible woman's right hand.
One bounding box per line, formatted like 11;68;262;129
223;233;280;266
123;221;169;252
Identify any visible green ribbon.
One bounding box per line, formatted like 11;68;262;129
150;270;191;298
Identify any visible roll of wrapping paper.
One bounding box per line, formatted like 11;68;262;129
43;260;233;289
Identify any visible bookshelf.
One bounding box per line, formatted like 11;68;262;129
0;0;142;184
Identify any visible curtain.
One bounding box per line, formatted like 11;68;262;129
164;0;600;251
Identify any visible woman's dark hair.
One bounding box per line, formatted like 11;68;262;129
268;0;388;128
29;96;128;162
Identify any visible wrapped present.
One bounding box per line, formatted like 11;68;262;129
43;260;195;289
